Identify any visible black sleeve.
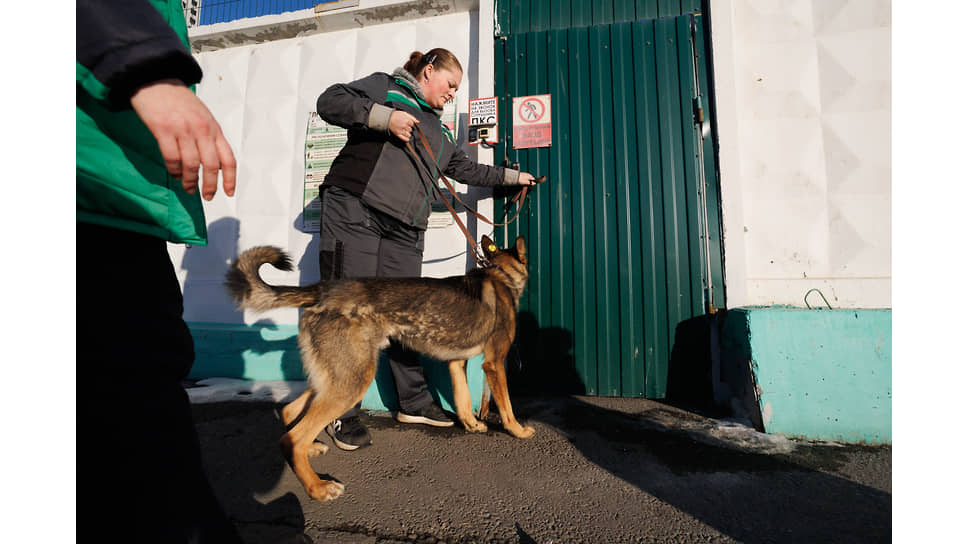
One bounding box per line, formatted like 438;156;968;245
316;73;391;130
443;143;509;187
77;0;203;108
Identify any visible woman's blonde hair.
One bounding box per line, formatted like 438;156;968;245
403;48;463;78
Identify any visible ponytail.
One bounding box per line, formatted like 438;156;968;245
403;48;462;78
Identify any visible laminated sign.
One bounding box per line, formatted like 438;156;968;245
303;112;347;231
468;96;499;145
512;94;552;149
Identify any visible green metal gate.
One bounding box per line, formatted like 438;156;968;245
493;1;724;398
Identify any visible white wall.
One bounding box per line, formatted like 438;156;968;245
708;0;891;309
170;0;495;326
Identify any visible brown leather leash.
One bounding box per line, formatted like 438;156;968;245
405;124;545;267
405;125;545;420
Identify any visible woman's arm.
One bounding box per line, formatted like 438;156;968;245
316;73;396;133
444;144;537;187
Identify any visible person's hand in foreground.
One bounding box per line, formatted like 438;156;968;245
131;79;237;200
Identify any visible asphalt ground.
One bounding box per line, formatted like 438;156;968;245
191;392;891;543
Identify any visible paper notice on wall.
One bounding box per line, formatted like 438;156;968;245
303;112;347;231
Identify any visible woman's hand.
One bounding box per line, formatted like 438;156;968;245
388;110;420;142
517;172;546;186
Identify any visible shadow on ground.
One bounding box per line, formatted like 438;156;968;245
495;311;890;542
193;400;310;543
509;395;891;543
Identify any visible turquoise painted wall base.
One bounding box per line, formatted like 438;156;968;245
186;322;486;413
720;308;891;444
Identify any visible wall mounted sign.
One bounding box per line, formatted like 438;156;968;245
303;112;347;231
468;96;499;145
511;94;552;149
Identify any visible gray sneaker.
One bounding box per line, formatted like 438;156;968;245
325;417;372;451
395;403;455;427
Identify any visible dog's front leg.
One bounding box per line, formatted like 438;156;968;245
448;360;487;433
481;357;535;439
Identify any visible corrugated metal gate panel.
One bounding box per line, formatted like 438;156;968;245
497;0;702;35
495;14;723;398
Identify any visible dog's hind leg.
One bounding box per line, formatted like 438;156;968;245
448;360;487;433
481;347;535;439
282;323;380;502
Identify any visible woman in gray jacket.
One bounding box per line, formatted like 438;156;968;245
316;48;538;450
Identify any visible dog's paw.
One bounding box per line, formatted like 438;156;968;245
511;425;536;439
308;442;329;458
461;419;488;433
308;480;344;502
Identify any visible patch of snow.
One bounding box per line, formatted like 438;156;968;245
703;418;797;455
186;378;307;404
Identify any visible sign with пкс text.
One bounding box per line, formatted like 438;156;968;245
511;94;552;149
468;96;498;145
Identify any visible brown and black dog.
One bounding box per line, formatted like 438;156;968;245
225;235;535;502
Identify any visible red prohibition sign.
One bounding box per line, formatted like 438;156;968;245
518;98;545;124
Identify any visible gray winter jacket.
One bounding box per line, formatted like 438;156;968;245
316;68;519;230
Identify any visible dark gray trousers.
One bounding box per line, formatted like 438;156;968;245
318;186;434;416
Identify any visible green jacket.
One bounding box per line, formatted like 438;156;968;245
76;0;208;245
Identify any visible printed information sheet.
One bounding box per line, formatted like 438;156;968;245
303;112;347;231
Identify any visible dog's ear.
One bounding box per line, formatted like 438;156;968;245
515;235;527;263
481;235;499;258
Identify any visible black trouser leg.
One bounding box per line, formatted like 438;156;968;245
77;222;242;544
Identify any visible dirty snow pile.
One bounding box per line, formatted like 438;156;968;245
702;418;799;455
186;377;307;404
645;408;799;455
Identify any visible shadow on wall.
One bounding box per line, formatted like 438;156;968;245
505;310;737;412
664;313;769;432
294;208;320;288
181;217;244;324
664;313;733;418
239;319;305;381
507;311;585;397
185;214;316;382
506;312;727;407
206;210;324;383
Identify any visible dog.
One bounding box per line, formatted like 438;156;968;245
225;235;536;502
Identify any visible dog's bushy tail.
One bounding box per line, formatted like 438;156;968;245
225;246;320;312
